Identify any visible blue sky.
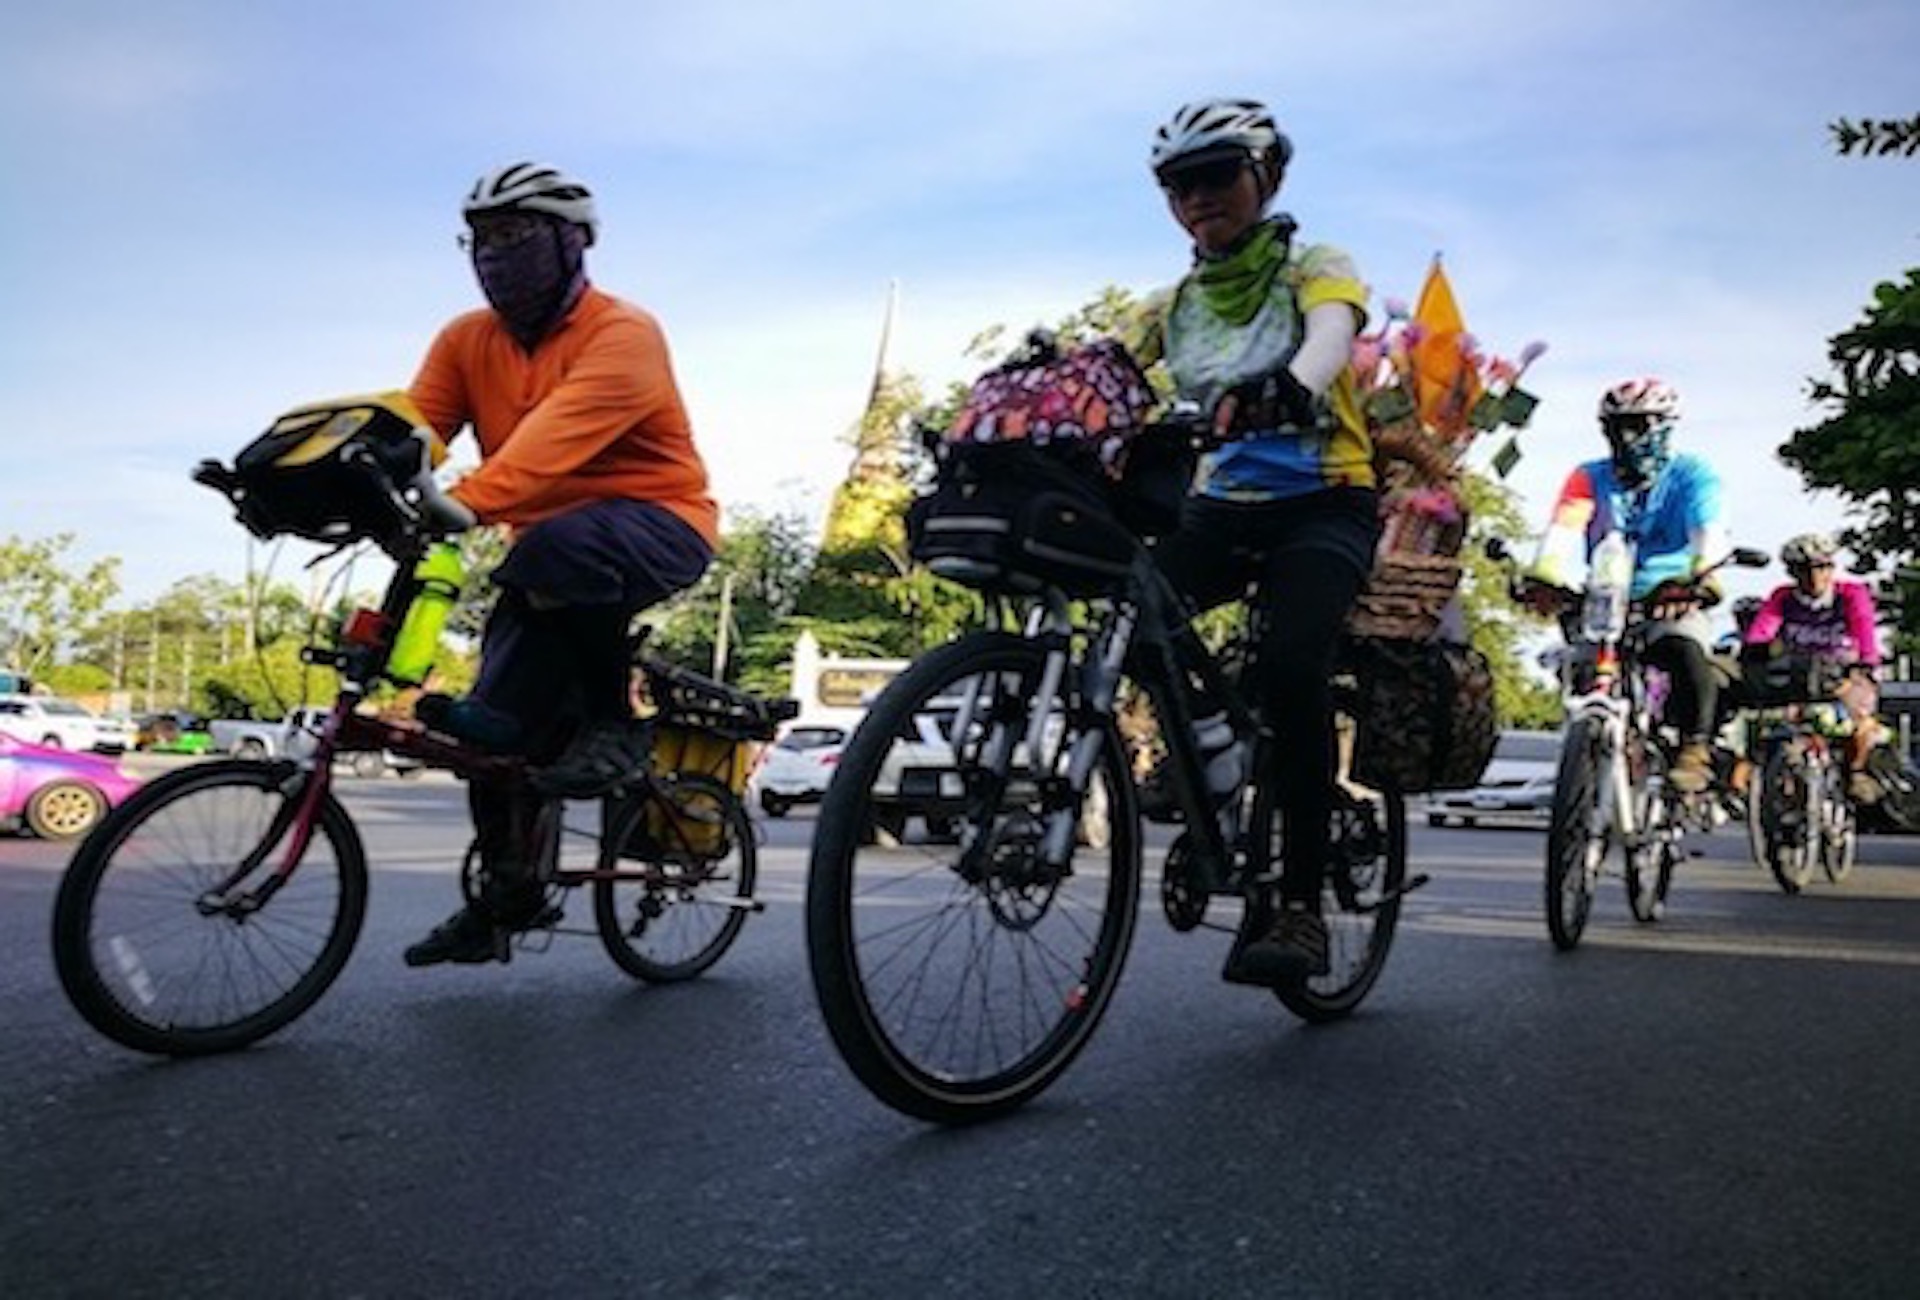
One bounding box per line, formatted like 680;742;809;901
4;0;1916;606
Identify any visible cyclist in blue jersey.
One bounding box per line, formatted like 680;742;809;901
1530;378;1730;792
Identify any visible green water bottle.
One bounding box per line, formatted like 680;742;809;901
387;543;464;685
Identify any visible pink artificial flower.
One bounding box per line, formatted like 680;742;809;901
1351;336;1385;380
1518;340;1548;367
1488;357;1519;385
1383;297;1411;322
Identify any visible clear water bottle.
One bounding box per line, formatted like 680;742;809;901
387;543;464;685
1583;531;1632;641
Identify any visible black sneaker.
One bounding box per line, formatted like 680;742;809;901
403;905;507;967
415;694;525;752
530;718;653;799
1222;904;1330;987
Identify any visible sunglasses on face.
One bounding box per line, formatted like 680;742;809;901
456;215;550;252
1789;561;1835;575
1158;157;1248;200
1603;414;1660;436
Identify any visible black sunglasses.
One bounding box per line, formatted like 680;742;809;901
1159;156;1248;200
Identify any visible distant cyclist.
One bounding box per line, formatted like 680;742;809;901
1742;532;1886;801
1531;378;1730;793
1137;97;1376;986
403;161;717;967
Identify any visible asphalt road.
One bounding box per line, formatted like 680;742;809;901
4;766;1917;1298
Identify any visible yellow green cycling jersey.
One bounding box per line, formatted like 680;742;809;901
1142;228;1373;502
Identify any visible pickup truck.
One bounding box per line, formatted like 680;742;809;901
209;709;423;778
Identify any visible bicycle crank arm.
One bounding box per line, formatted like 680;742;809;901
1356;872;1432;914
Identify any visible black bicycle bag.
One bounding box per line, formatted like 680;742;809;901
907;443;1141;597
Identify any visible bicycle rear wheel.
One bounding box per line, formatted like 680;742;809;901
594;775;757;981
806;632;1141;1124
1269;784;1408;1023
1545;718;1605;950
52;760;368;1055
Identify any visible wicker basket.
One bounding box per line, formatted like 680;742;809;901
1348;551;1465;641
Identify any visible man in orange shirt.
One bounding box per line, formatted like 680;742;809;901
403;161;716;967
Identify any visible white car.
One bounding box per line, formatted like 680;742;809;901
0;695;114;753
749;724;848;817
1424;729;1562;828
869;700;1111;848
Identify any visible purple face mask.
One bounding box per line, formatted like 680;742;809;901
472;218;590;348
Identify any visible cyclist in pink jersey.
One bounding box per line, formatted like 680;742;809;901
1742;532;1885;799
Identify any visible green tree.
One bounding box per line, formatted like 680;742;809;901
648;508;819;693
0;534;121;675
1778;268;1920;648
1831;115;1920;158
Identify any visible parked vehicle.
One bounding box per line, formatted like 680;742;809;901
210;708;422;778
867;698;1111;848
748;724;847;816
0;695;115;753
93;714;138;754
0;733;143;839
136;711;214;754
1424;730;1560;828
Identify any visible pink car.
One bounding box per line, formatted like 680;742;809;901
0;733;143;840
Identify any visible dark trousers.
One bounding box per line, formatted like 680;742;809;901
467;499;711;872
1642;632;1720;744
1150;489;1379;904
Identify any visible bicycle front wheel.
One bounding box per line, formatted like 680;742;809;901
1819;758;1857;884
52;760;368;1056
1759;745;1816;894
1270;784;1408;1023
806;632;1141;1124
1545;718;1605;950
593;774;758;981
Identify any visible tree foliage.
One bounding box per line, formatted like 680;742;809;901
1778;268;1920;645
0;534;120;674
1831;115;1920;158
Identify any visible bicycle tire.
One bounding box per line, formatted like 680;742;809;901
1623;760;1676;924
806;632;1141;1124
593;774;757;981
52;760;368;1056
1270;784;1408;1023
1819;757;1857;884
1760;745;1816;895
1545;718;1604;950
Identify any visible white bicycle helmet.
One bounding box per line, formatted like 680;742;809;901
1149;98;1293;177
1597;377;1682;425
1780;532;1838;568
463;162;599;245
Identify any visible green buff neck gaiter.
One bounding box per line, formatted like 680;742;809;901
1189;217;1294;327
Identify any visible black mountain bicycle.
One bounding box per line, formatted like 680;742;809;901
805;419;1419;1123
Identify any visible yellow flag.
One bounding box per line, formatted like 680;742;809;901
1411;258;1482;436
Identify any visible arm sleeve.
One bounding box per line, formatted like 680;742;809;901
1684;459;1729;571
407;323;472;443
448;314;686;520
1841;582;1882;666
1288;300;1361;397
1742;587;1790;646
1293;245;1368;396
1529;465;1597;587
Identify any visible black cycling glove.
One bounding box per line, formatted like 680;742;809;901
1213;367;1321;437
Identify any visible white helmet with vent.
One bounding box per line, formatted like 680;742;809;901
463;162;599;245
1149;98;1292;176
